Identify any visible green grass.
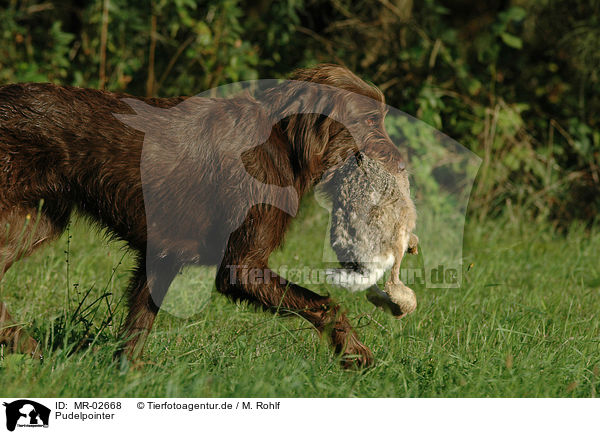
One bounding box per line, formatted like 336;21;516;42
1;197;599;397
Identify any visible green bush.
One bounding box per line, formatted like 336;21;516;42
0;0;597;225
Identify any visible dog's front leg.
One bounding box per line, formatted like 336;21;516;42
215;209;373;368
216;260;373;368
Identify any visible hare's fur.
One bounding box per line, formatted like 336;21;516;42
327;155;418;317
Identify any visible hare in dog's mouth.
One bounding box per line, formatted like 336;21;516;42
325;153;419;318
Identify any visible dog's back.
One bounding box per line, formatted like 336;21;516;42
0;82;187;355
0;83;187;250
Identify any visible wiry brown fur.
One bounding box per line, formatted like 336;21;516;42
0;64;404;368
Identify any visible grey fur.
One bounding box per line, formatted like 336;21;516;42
326;154;417;295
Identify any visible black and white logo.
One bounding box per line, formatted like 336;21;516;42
3;400;50;432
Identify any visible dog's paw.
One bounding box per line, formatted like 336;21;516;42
340;334;374;370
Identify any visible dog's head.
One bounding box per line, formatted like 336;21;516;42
264;64;404;179
284;65;413;291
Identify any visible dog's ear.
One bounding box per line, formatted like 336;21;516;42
286;113;336;167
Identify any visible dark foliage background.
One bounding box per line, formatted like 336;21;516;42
1;0;598;224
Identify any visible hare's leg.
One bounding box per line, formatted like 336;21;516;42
366;233;417;318
408;233;419;255
0;207;66;358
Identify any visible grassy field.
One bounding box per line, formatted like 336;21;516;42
1;196;599;397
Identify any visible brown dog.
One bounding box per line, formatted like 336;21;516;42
0;64;405;368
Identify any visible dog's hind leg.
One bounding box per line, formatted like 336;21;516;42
118;254;180;361
0;207;65;359
0;302;40;357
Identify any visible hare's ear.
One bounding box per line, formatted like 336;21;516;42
317;146;361;192
367;204;383;221
377;193;400;208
